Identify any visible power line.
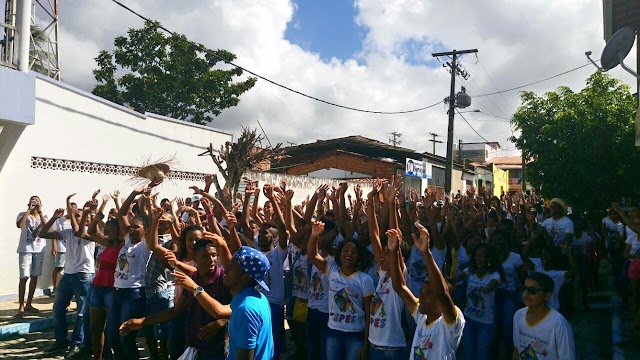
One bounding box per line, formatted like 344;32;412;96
469;76;510;118
456;109;489;142
476;58;515;110
110;0;443;115
470;62;594;98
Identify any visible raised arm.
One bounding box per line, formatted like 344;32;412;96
76;200;97;240
225;212;242;255
386;228;418;314
240;185;253;236
425;202;446;251
416;223;456;323
284;189;298;237
39;208;65;240
306;185;326;222
613;203;640;234
205;231;233;267
118;186;146;237
87;212;110;247
367;179;383;267
307;222;328;273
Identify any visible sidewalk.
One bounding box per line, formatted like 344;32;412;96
0;296;77;340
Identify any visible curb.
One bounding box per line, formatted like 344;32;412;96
0;312;76;340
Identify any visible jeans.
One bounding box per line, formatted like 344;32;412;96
326;328;364;360
53;272;94;348
462;318;497;360
115;288;147;360
169;311;187;360
495;290;521;357
146;287;174;339
269;303;285;359
306;309;329;360
368;344;405;360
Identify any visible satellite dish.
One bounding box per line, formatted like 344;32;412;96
586;26;639;79
601;27;636;70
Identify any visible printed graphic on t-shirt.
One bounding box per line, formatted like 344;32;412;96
116;252;129;280
519;343;547;359
413;334;434;359
293;267;308;294
309;271;325;300
410;260;427;282
466;288;485;317
369;291;387;329
333;288;355;313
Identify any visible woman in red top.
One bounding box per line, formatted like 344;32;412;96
85;199;125;360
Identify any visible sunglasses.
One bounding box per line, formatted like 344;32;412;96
523;286;545;295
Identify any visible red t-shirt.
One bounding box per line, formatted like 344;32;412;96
92;245;122;287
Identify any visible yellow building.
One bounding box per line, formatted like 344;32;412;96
491;163;509;197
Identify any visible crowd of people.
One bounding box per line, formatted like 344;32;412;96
13;173;640;360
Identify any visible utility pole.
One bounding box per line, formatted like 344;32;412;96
389;131;402;147
458;139;463;163
432;48;478;196
428;132;443;154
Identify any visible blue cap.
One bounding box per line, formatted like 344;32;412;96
232;246;271;291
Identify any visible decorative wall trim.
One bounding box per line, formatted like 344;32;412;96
30;156;207;182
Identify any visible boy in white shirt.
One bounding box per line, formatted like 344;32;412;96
387;225;465;360
513;272;575;360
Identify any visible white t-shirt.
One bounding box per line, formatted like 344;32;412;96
292;252;310;300
59;229;95;274
411;305;465;360
625;226;640;258
571;233;592;255
262;247;286;306
308;255;332;313
513;307;575;360
52;217;70;253
407;244;447;296
114;236;152;289
463;270;501;324
455;245;470;277
501;252;524;291
325;260;375;332
16;212;48;253
541;216;574;246
539;269;566;311
603;217;625;236
368;270;406;347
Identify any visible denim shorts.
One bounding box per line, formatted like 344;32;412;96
89;285;115;308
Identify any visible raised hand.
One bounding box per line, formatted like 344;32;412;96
315;184;329;195
111;190;120;201
338;182;348;195
151;207;164;221
102;194;110;203
189;185;202;195
280;180;287;192
311;221;325;236
200;197;212;213
285;189;295;202
53;208;65;219
414;223;431;253
176;198;185;209
92;189;101;200
263;184;274;199
225;212;238;229
67;193;77;201
386;228;402;252
204;174;214;187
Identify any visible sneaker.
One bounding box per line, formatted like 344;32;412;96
67;346;92;359
49;289;56;298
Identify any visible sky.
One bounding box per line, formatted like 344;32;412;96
33;0;640;157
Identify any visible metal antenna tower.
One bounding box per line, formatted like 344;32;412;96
0;0;60;79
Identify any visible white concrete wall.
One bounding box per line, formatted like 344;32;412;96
0;73;232;297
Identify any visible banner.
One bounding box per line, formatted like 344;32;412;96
405;158;432;179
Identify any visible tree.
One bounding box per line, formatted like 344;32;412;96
201;128;284;206
510;72;640;213
92;21;256;125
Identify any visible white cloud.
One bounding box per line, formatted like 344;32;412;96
48;0;637;156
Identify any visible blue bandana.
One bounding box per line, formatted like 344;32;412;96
233;246;271;291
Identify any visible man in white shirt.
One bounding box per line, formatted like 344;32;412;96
15;196;48;318
513;272;575;360
541;198;574;246
40;204;96;359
